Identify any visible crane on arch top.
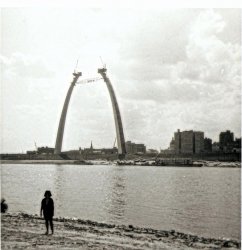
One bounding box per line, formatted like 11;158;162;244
54;65;126;160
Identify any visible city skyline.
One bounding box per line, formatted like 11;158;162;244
25;128;241;153
1;8;241;153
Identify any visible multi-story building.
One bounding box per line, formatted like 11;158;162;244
212;142;220;152
219;130;234;151
174;129;204;154
204;137;212;152
169;138;175;151
194;132;205;153
234;138;241;149
231;138;241;153
126;141;146;154
221;137;241;153
181;130;194;153
174;130;181;154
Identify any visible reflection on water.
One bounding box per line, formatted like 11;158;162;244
53;165;64;216
104;168;126;223
1;164;240;240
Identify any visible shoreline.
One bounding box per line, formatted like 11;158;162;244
0;159;241;167
1;213;240;249
0;159;94;165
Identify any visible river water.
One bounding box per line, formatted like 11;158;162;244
1;164;240;240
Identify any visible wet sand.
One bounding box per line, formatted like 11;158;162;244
1;213;240;249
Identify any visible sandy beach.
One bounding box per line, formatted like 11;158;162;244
1;213;240;249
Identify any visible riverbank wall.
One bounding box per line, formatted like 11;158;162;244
0;152;240;162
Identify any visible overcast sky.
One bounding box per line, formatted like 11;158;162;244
1;8;241;153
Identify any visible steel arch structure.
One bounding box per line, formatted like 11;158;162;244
54;68;126;160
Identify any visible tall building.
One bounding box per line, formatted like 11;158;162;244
219;130;234;151
174;129;204;154
174;130;181;154
194;132;205;153
204;137;212;152
181;130;194;153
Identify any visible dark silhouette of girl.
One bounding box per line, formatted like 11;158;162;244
40;190;54;235
1;198;8;213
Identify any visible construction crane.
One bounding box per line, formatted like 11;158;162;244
99;56;106;70
34;141;38;154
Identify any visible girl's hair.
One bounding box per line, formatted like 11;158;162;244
44;190;52;197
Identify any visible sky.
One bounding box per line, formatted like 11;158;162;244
0;8;241;153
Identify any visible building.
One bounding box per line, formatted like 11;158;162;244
27;150;37;155
27;146;54;155
125;141;146;154
212;142;220;152
147;149;159;154
37;147;54;155
231;138;241;153
180;130;194;153
169;138;175;151
222;137;241;153
219;130;234;151
80;142;118;156
204;137;212;152
234;138;241;149
194;132;205;153
100;148;118;155
174;130;181;154
174;129;204;154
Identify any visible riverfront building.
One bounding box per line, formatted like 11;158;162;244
219;130;234;146
174;129;204;154
204;138;212;152
194;132;204;153
169;138;175;151
219;130;234;152
80;142;118;155
125;141;146;154
27;146;54;155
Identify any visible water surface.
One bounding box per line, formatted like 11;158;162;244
1;164;240;240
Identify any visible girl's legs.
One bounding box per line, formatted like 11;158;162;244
49;217;54;234
45;219;49;234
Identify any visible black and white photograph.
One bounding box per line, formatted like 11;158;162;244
0;2;241;249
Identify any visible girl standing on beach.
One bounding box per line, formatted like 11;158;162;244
40;190;54;235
